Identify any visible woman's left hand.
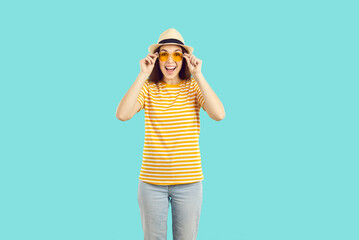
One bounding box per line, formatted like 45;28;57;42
183;53;202;76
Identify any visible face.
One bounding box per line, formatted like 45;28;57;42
158;44;183;80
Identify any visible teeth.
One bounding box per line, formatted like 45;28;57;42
166;67;176;70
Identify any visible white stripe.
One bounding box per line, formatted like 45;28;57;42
141;164;201;169
145;112;199;118
147;91;196;98
144;143;199;147
145;116;199;122
143;148;200;152
142;164;201;168
142;160;201;164
147;96;196;103
145;120;200;125
142;154;201;158
145;104;199;111
140;176;202;180
144;146;199;151
146;95;196;101
143;150;200;155
144;139;199;144
145;131;198;135
145;119;199;125
145;108;198;114
146;126;199;131
144;140;199;144
145;137;199;141
145;130;198;136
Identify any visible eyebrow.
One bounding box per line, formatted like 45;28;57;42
159;49;182;52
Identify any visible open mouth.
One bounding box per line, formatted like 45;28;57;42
165;66;176;74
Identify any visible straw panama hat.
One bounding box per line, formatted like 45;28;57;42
148;28;194;54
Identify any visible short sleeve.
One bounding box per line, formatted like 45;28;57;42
192;77;205;110
137;80;149;112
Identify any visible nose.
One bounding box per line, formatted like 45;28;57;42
167;54;175;63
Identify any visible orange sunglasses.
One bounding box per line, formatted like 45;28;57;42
158;51;183;62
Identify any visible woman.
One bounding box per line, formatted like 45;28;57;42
116;28;225;239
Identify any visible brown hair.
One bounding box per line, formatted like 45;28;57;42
148;45;191;84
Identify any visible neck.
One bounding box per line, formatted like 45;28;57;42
162;75;182;85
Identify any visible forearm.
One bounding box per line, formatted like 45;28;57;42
193;72;225;121
116;72;148;120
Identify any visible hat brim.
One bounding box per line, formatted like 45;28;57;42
148;43;193;54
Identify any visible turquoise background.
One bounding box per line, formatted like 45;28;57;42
1;0;358;239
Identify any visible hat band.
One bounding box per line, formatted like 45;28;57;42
158;38;184;45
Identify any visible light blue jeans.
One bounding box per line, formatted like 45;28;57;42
137;180;203;240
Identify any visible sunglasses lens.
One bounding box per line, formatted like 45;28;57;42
159;52;169;61
159;52;183;62
172;52;183;61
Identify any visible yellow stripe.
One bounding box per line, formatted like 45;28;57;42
139;177;204;183
140;173;203;178
142;148;199;153
144;136;199;141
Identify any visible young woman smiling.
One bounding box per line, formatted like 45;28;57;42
115;28;225;239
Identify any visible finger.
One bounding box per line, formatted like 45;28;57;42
149;53;158;59
194;58;198;65
185;57;193;66
148;55;155;63
146;56;153;65
148;56;155;61
186;54;193;62
183;55;191;64
187;55;195;65
190;56;195;65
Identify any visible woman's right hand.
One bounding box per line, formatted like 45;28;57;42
140;53;158;75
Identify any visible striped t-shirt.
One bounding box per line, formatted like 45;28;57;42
136;76;205;185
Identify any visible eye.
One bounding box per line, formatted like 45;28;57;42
160;52;168;57
174;52;181;57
